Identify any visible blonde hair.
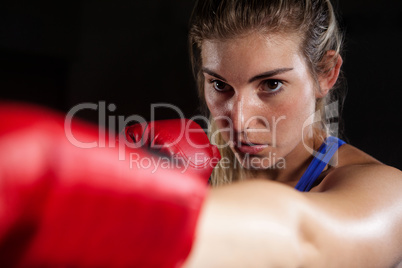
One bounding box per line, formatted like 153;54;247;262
188;0;345;186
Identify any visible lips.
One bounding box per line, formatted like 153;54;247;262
234;142;268;155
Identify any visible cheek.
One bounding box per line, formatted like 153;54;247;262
205;90;226;129
205;89;218;116
204;90;237;145
204;85;229;118
271;86;316;140
289;90;315;120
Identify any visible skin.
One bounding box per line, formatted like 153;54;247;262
202;32;322;183
183;32;402;267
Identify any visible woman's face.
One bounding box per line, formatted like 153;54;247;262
201;32;318;169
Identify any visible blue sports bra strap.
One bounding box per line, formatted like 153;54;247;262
295;136;346;192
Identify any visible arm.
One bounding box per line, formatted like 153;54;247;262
0;103;214;267
184;164;402;267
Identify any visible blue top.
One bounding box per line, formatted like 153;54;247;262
295;136;346;192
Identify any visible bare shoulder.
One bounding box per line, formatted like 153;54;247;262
336;143;383;167
306;144;402;267
314;143;402;193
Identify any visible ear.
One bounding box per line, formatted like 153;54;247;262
316;50;343;98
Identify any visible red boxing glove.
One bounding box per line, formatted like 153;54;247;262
0;102;208;268
125;119;221;181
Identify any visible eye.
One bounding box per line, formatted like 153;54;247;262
211;80;231;92
262;80;283;93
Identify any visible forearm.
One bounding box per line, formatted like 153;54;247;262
184;179;315;267
183;168;402;267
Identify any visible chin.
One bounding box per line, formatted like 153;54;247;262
235;153;287;170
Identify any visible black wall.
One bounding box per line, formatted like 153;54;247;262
1;0;401;169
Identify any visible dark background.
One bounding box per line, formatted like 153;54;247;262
1;0;401;169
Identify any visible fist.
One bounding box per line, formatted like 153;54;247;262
125;119;221;180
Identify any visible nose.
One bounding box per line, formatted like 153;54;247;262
230;94;245;135
230;93;258;137
228;92;271;144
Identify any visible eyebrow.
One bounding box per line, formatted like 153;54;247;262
201;67;294;83
202;68;228;82
248;68;294;83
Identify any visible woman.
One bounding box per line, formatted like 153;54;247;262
184;0;402;267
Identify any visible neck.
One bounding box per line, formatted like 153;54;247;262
246;135;325;186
